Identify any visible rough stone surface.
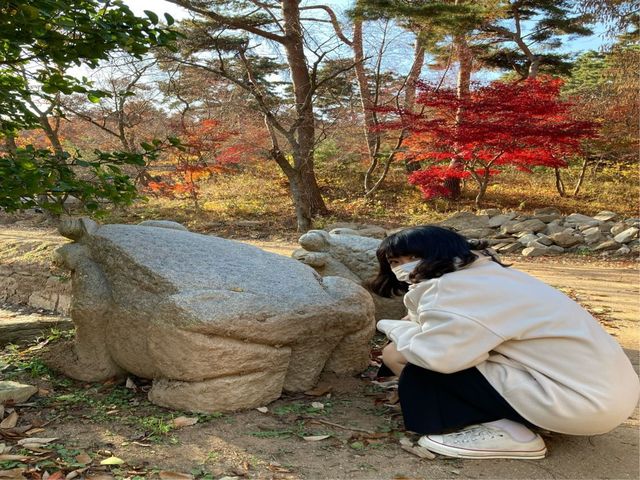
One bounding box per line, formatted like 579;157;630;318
522;246;549;257
45;218;375;413
593;211;618;222
518;233;538;246
592;239;621;252
439;212;490;232
610;222;629;236
0;381;38;404
533;207;562;223
544;222;566;236
488;213;517;228
549;231;583;248
329;225;387;239
294;230;404;320
613;227;639;244
565;213;598;225
137;220;188;231
535;234;553;246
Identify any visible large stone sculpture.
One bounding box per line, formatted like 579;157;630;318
45;218;375;412
292;230;405;320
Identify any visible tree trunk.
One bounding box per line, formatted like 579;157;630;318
444;31;472;198
572;157;589;196
403;36;425;174
554;167;566;197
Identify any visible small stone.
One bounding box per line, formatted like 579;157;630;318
598;222;614;234
0;381;38;404
593;211;618;222
584;230;603;245
613;227;639;244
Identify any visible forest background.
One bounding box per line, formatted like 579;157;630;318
1;0;638;237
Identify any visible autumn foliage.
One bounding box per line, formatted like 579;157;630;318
383;77;598;204
146;119;253;207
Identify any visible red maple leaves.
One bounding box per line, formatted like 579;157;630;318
381;76;598;203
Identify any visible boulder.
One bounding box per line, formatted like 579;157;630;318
610;222;629;236
582;227;603;245
533;207;562;223
535;234;553;246
544;222;566;236
495;243;522;254
518;233;539;246
295;230;405;320
511;218;547;234
593;211;618;222
329;225;387;239
549;231;583;248
565;213;598;226
613;245;631;256
439;212;490;232
46;218;375;413
522;245;549;257
592;239;621;252
488;213;517;228
613;227;639;244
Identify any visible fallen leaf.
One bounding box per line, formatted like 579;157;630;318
302;435;331;441
170;416;198;428
125;378;137;390
255;407;268;414
38;388;51;397
99;456;125;465
17;437;58;445
85;474;115;480
310;402;324;409
75;452;92;465
47;472;65;480
0;454;31;461
0;411;18;429
158;472;194;480
0;468;25;479
25;428;46;436
0;405;4;419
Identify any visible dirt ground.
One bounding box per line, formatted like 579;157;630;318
0;227;638;480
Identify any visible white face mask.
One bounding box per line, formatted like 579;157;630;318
391;259;421;283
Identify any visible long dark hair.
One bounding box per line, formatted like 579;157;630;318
367;225;507;298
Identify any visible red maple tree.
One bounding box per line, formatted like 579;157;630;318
382;77;598;205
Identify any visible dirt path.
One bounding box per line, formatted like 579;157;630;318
1;228;638;479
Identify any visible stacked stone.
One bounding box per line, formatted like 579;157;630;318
438;209;639;257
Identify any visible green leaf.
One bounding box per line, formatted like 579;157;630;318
144;10;159;24
164;13;175;26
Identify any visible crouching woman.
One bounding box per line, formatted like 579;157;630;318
369;225;639;459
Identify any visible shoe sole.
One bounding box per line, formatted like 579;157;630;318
418;437;547;460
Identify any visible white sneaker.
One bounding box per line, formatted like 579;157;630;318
418;423;547;459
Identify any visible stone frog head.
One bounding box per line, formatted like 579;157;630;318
293;229;406;320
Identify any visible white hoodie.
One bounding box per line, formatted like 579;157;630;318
377;255;639;435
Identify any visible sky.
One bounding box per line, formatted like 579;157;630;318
124;0;610;54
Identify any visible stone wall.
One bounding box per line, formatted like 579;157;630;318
438;209;639;257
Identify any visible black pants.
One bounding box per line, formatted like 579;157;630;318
391;363;530;435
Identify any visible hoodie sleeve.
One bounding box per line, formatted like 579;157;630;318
377;309;505;374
